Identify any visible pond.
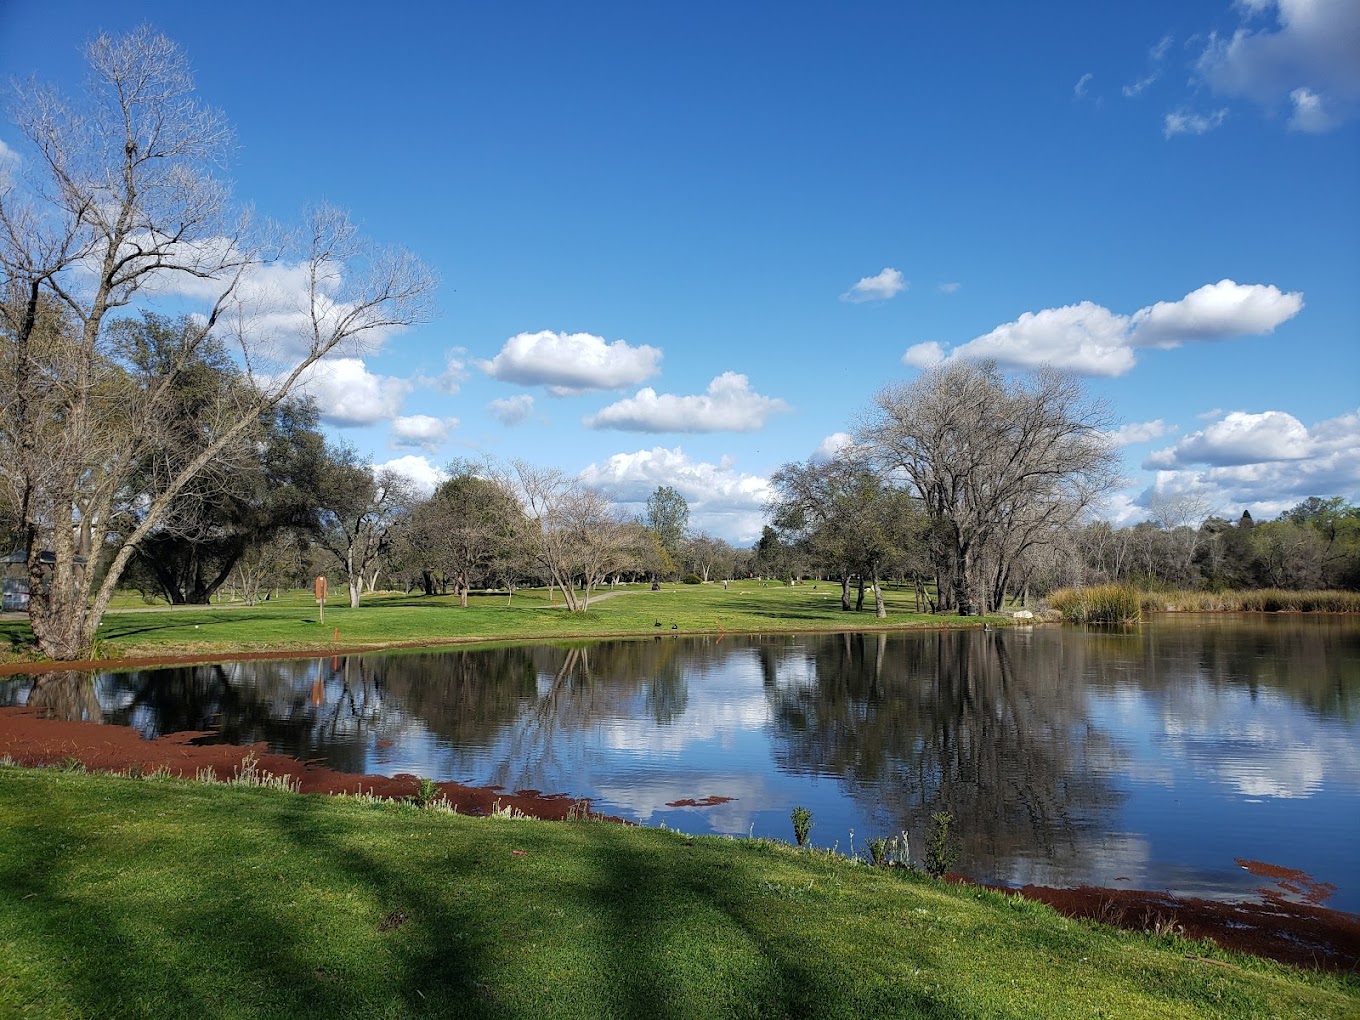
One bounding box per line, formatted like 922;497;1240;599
4;615;1358;912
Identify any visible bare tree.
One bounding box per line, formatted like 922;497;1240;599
510;462;637;611
1146;490;1216;584
0;29;434;658
511;462;585;611
680;533;732;583
860;362;1118;615
315;449;414;609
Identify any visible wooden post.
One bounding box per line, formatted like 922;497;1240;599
314;574;328;623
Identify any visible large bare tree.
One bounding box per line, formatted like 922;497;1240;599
860;362;1118;615
509;462;637;611
0;28;434;658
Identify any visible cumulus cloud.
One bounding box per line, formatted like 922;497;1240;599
137;235;420;365
583;372;790;433
577;446;772;543
375;455;448;497
1145;410;1313;467
290;357;409;426
478;330;662;395
840;267;907;303
1194;0;1360;130
1138;408;1360;516
1128;280;1303;348
811;432;855;463
915;279;1303;377
930;301;1137;376
1163;108;1229;137
487;394;536;426
1106;420;1173;446
390;414;458;452
903;341;947;369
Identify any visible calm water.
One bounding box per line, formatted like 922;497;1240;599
5;616;1358;911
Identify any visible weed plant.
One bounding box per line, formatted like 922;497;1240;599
924;811;959;878
790;805;813;847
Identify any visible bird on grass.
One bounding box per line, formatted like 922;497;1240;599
654;619;662;628
671;623;678;630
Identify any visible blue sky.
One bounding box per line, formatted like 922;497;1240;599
3;1;1357;542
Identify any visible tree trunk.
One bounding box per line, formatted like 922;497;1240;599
841;573;852;611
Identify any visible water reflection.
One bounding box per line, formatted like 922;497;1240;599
2;615;1357;910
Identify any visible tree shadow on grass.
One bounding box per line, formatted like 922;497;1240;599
1;772;970;1019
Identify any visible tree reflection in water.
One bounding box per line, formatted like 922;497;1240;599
761;629;1127;876
2;616;1356;904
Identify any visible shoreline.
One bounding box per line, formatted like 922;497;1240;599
0;617;999;678
2;703;1356;973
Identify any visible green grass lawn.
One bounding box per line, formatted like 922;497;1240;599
1;581;977;664
1;766;1354;1020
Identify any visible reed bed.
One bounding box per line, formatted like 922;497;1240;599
1047;584;1143;624
1147;589;1360;613
1048;586;1360;620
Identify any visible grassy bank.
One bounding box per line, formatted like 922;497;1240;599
0;581;970;667
1;767;1354;1019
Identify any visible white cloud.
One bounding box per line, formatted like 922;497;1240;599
487;394;536;426
811;432;855;463
577;446;772;543
1145;410;1313;467
584;372;790;433
390;414;458;452
916;279;1303;377
1123;34;1173;98
1106;420;1172;446
1164;107;1229;137
903;341;947;369
1128;280;1303;348
375;455;448;497
840;267;907;303
1287;86;1336;130
1196;0;1360;130
478;330;662;395
1138;408;1360;514
1123;72;1161;98
927;301;1136;376
291;357;409;426
418;351;467;395
1074;72;1094;97
937;281;962;294
140;239;416;365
